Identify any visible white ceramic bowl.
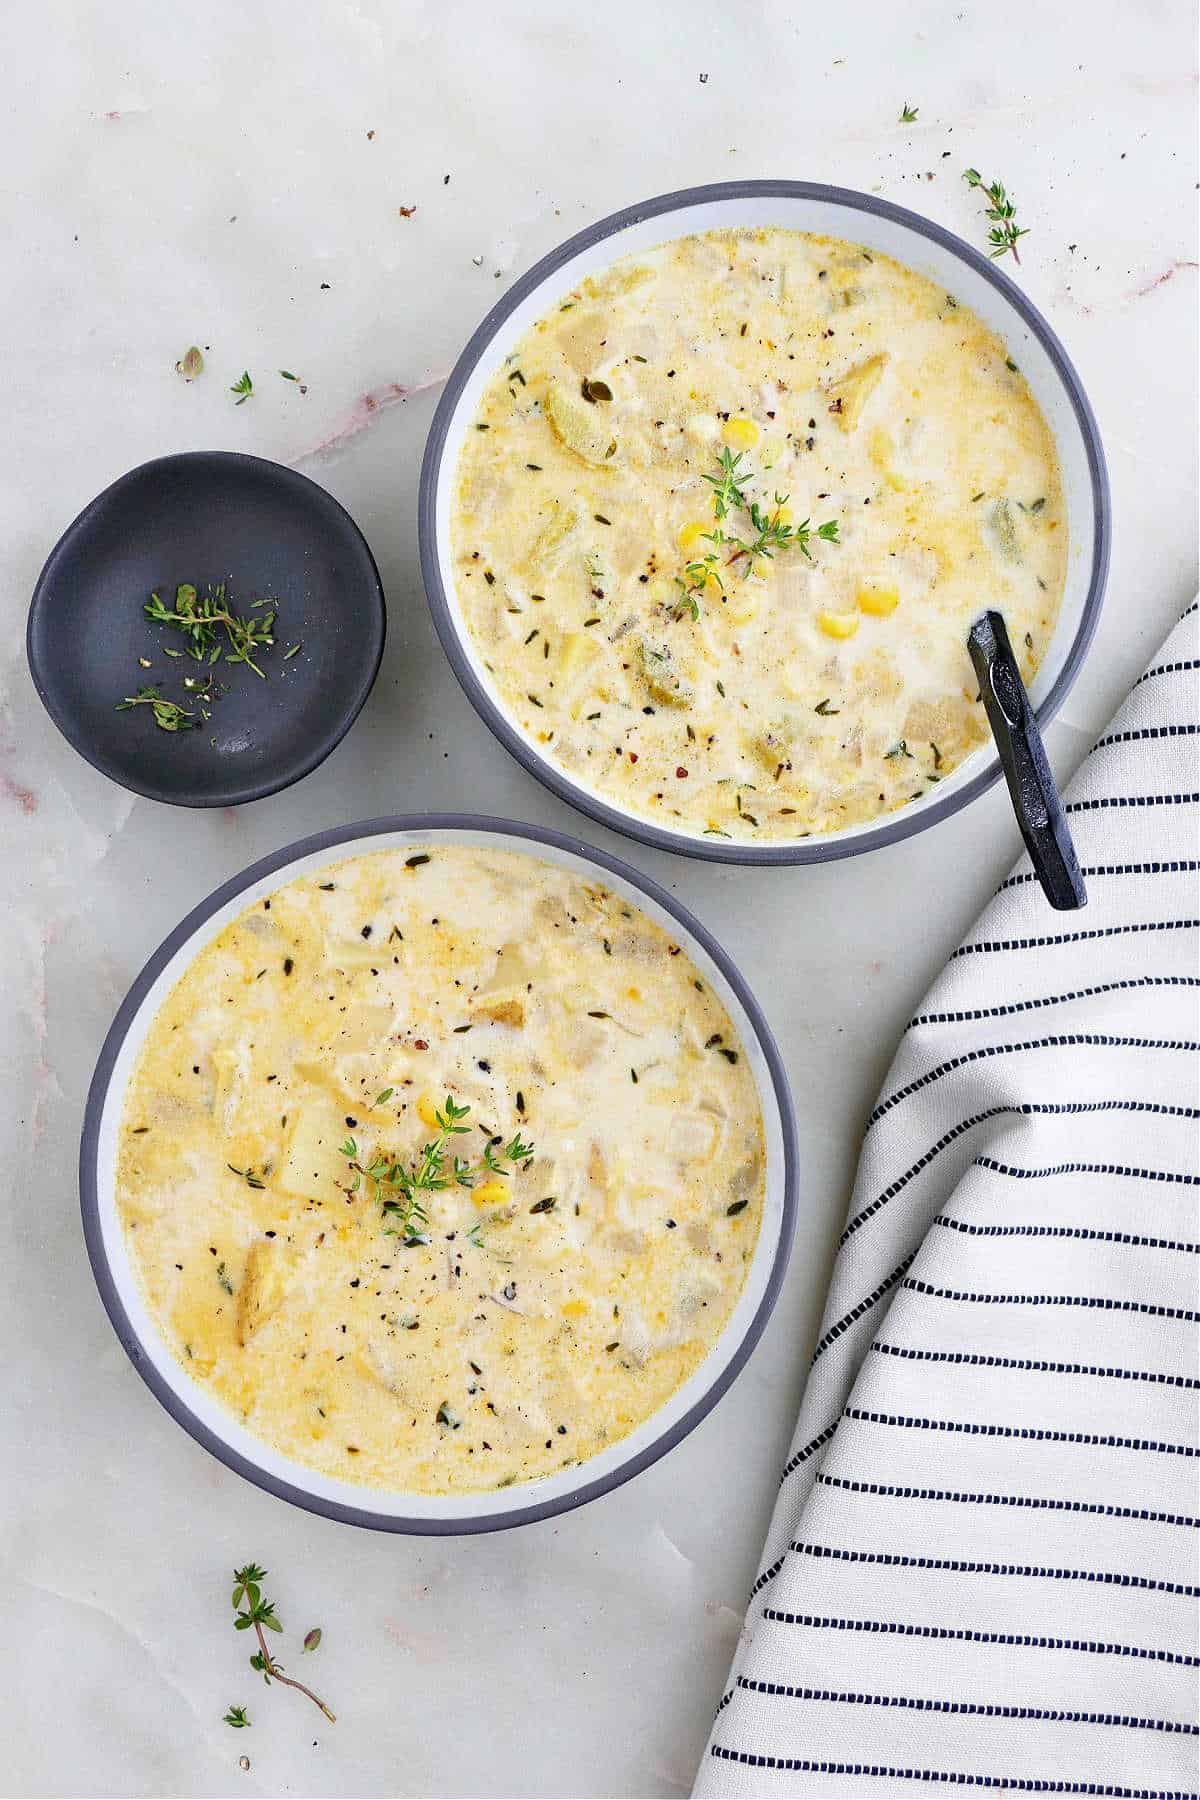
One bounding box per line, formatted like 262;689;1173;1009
420;181;1109;864
81;817;798;1533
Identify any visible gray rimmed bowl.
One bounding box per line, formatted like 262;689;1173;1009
80;815;797;1533
419;181;1110;865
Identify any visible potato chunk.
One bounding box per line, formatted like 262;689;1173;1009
638;640;693;707
277;1095;351;1200
544;383;619;466
236;1240;291;1346
826;352;889;432
475;996;525;1027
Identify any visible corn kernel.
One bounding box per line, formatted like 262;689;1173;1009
857;585;900;617
772;503;796;529
473;1179;509;1209
722;415;760;451
817;609;860;640
417;1093;441;1129
561;1299;590;1318
868;426;907;492
678;520;711;556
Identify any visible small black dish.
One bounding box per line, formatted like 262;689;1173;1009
27;451;386;807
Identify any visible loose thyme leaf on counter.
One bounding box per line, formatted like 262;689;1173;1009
176;346;204;380
230;1564;335;1723
900;102;919;122
963;168;1029;262
230;370;254;404
144;581;278;678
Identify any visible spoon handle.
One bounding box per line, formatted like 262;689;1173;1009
968;610;1087;911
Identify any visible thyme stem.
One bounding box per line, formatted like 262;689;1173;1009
252;1620;336;1724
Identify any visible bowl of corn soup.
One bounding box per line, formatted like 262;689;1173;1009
81;816;797;1532
420;181;1109;863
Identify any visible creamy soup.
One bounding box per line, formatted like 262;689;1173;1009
452;228;1067;842
116;845;765;1494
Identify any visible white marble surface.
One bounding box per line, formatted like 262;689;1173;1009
1;3;1195;1795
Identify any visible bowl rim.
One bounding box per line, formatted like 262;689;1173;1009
419;178;1111;865
27;449;387;809
79;812;799;1534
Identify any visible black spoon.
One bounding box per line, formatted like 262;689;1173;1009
968;609;1086;911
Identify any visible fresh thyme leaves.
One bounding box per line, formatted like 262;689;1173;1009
114;686;197;732
144;582;278;679
176;346;204;381
303;1629;322;1653
227;1163;267;1189
341;1097;533;1237
726;498;840;572
230;370;254;404
900;102;919;122
230;1564;335;1724
676;449;840;615
963;168;1029;262
703;447;749;521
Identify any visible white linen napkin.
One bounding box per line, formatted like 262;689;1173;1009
696;604;1199;1800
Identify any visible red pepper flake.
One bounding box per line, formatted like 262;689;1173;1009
413;1039;428;1050
675;766;689;779
628;751;638;762
398;204;417;218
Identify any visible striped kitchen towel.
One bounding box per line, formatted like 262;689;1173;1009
696;603;1199;1800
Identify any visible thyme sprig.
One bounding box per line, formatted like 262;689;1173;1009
675;449;840;616
963;168;1028;262
726;497;840;572
231;1564;334;1724
341;1096;533;1238
145;582;277;678
114;685;197;732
